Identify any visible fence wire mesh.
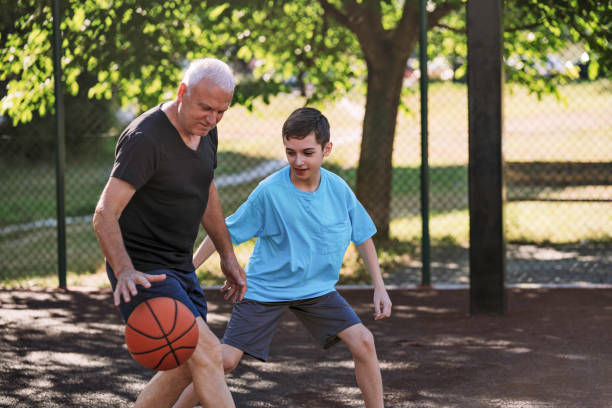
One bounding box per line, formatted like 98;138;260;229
0;130;57;282
504;80;612;284
1;71;610;287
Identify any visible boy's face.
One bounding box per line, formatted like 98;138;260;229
284;132;332;183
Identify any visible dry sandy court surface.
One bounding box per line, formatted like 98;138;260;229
1;287;611;407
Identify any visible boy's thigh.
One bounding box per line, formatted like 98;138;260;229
222;299;288;362
290;291;361;349
106;263;207;323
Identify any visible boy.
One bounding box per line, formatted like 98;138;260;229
176;107;392;408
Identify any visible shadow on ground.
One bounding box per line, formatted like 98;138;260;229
1;288;611;407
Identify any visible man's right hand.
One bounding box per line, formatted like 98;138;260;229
219;255;247;304
113;269;167;306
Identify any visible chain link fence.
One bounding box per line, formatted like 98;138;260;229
0;126;57;282
1;67;610;286
0;93;117;284
504;80;612;284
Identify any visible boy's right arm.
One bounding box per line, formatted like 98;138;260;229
356;238;392;320
192;236;217;269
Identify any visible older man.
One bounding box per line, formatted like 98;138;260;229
93;58;246;408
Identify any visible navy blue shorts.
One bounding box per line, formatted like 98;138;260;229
222;291;361;361
106;263;208;323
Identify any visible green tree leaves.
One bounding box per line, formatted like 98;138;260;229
2;0;606;125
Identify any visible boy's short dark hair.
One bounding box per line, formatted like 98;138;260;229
282;107;330;147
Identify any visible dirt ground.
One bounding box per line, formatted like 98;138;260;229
1;287;612;408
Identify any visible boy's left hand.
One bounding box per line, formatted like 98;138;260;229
373;287;392;320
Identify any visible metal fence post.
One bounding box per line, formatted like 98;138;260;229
419;0;431;287
52;0;67;288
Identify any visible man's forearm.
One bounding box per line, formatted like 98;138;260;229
93;208;134;275
201;181;234;257
201;182;246;296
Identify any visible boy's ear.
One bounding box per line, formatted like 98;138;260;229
323;141;333;157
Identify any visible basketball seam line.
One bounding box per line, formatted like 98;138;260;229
130;346;196;356
128;321;198;354
126;320;197;341
146;298;180;369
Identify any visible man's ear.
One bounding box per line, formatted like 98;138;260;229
177;83;187;100
323;141;333;157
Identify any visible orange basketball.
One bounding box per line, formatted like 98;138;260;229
125;297;199;371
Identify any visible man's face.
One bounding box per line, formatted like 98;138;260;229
176;77;233;137
283;132;332;183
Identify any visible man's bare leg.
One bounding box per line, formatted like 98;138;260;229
135;317;235;408
338;324;384;408
172;344;244;408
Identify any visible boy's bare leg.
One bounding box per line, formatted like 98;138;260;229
173;343;245;408
338;324;384;408
135;317;234;408
221;343;244;374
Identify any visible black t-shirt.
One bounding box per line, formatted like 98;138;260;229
111;104;218;272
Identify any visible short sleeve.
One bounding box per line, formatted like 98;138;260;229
347;189;377;245
111;132;158;190
226;190;265;245
226;186;282;245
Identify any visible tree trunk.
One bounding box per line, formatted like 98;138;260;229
317;0;458;242
356;58;407;241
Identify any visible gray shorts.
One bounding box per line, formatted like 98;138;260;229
222;290;361;361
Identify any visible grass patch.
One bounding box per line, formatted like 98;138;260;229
506;201;612;244
0;221;102;283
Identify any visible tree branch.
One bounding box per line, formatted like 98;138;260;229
504;23;543;33
431;6;541;33
433;23;466;34
318;0;350;28
318;0;387;64
394;0;420;42
429;0;463;28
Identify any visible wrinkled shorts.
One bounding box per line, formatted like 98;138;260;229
106;263;207;323
222;290;361;361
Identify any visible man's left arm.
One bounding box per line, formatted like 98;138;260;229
201;181;247;302
356;238;392;320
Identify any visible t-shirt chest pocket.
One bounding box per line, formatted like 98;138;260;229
319;220;351;254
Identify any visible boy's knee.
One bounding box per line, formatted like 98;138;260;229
350;327;377;358
223;355;240;374
222;345;243;374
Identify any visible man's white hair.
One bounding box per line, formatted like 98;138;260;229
182;58;235;92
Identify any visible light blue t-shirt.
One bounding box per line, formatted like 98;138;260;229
226;166;376;302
